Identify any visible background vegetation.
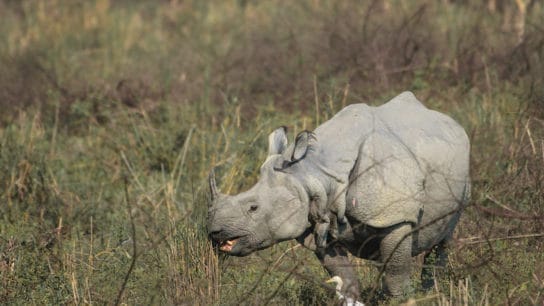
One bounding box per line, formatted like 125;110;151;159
0;0;543;304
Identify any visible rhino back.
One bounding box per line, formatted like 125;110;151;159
313;91;469;180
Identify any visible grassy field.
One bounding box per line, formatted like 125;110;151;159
0;0;543;304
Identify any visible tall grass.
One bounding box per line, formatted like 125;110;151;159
0;0;543;304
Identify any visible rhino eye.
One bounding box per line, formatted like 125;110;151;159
249;204;259;213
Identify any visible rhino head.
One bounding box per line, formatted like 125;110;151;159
207;127;313;256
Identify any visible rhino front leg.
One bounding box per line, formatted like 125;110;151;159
380;223;413;296
331;191;348;225
317;243;361;300
309;197;330;249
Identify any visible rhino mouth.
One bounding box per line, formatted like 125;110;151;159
214;236;245;253
218;237;241;252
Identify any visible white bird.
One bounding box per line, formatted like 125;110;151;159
326;276;365;306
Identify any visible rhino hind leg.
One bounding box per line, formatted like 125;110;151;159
421;239;450;291
380;223;413;296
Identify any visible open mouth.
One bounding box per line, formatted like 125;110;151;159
218;237;241;252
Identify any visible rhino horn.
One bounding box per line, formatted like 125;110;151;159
209;168;220;204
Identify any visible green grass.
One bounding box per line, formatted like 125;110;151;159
0;0;543;304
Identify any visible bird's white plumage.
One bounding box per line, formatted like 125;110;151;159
326;276;365;306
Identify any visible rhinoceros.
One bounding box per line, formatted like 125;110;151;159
207;92;470;299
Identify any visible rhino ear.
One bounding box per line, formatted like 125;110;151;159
292;130;315;162
268;126;288;156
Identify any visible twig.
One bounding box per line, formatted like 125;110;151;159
485;194;516;212
525;118;537;155
120;151;154;205
173;126;195;190
313;75;320;125
407;294;440;304
272;244;301;269
49;101;60;157
477;196;544;220
341;83;350;109
114;176;138;306
460;233;544;245
120;151;145;194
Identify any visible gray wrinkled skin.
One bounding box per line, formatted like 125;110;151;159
208;92;471;299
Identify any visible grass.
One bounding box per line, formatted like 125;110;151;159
0;0;543;304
